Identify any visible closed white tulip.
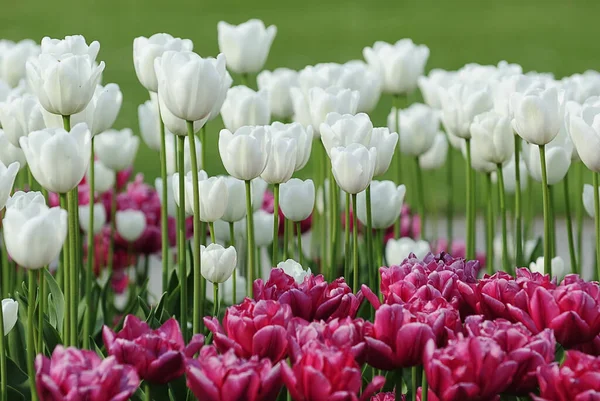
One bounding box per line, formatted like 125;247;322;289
217;19;277;74
385;237;430;266
390;103;439;156
463;139;496;174
0;95;45;147
219;126;270;181
88;160;115;194
0;130;26;169
155;51;228;123
6;191;45;210
289;87;313;128
220;86;270;133
269;122;313;172
280;178;315;222
1;298;18;335
511;86;561;145
277;259;311;284
583;184;598;217
309;87;360;135
569;104;600;172
492;74;543;118
94;128;139;171
257;68;298;119
522;140;571;185
172;170;197;216
0;161;19;210
338;60;382;113
201;243;237;283
165;133;201;175
207;71;234;123
252;177;268;212
439;83;492;139
530;256;567;279
20;123;91;193
40;35;99;58
357;181;405;229
133;33;193;93
221;176;247;222
470;111;514;165
199;175;229;222
3;202;67;269
253;210;274;247
79;202;106;234
363;39;429;95
417;69;456;109
330;143;377;194
419;133;448;170
138;95;166;152
491;157;528;194
261;136;297;184
26;53;104;116
155;176;177;218
320;112;372;157
115;209;146;242
369;127;398;176
0;39;40;87
157;92;208;136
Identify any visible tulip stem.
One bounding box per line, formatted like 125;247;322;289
563;174;577;274
411;366;418;401
421;366;428;401
176;135;188;341
549;185;556;258
393;94;402;239
83;139;95;350
446;148;454;251
244;180;255;295
514;136;523;267
594;172;600;281
576;162;584;266
272;184;280;264
187;121;202;337
156;95;170;295
60;193;70;344
213;282;219;318
0;287;6;401
365;185;375;291
144;382;151;401
484;173;494;272
414;157;426;240
497;165;509;274
107;179;117;283
283;218;289;260
229;222;236;304
319;142;328;278
37;269;46;354
296;222;303;267
329;167;339;279
395;368;403;401
1;209;9;298
352;193;359;293
27;270;38;401
539;145;551;276
465;139;474;259
68;189;78;346
344;192;351;281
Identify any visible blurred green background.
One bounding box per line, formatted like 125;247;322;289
2;0;599;213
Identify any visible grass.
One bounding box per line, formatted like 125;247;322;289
2;0;599;213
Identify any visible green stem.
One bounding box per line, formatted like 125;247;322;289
157;94;170;295
395;368;403;401
67;189;78;346
1;210;9;298
563;174;577;274
145;382;151;401
421;366;428;401
272;184;280;264
414;157;426;240
319;143;328;278
176;135;188;341
213;282;219;318
200;125;207;174
576;163;584;265
240;73;250;87
447;148;454;250
229;222;237;305
27;270;38;401
245;180;255;294
60;193;70;344
497;165;509;273
209;222;216;245
465;139;474;259
539;145;551;276
485;173;494;272
328;167;338;278
107;180;117;284
393;95;402;239
0;292;5;401
365;185;375;291
514;136;523;266
344;192;351;281
352;193;359;293
594;172;600;281
296;222;303;267
283;217;289;260
549;184;556;258
37;269;46;354
411;365;417;401
187;121;202;337
83;138;95;350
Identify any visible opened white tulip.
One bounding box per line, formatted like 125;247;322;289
363;39;429;95
217;19;277;74
357;181;405;229
269;122;313;172
1;298;18;335
88;160;115;194
0;39;39;87
79;202;106;234
491;157;528;194
277;259;311;284
330;143;377;194
390;103;439;156
280;179;315;222
198;175;229;222
94;128;139;171
439;83;493;139
0;95;45;147
511;86;561;145
385;237;431;266
252;177;268;211
3;202;67;269
561;71;600;104
569;103;600;172
261;136;297;184
369;127;398;176
200;243;237;283
320;112;373;156
0;130;26;169
338;60;382;113
522;140;571;185
157;93;208;136
470;111;514;165
257;68;298;120
133;33;193;93
220;86;270;133
530;256;567;279
155;51;228;123
220;176;246;223
40;35;99;58
417;69;456;109
6;191;45;210
165;134;202;175
419;133;448;170
115;209;146;242
583;184;598;217
155;176;177;218
219;126;270;181
20;123;91;193
308;87;360;135
253;210;274;247
0;161;19;210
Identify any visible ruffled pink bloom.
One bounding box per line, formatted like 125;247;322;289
372;392;405;401
204;298;292;363
534;351;600;401
433;239;487;271
185;346;283;401
35;345;139;401
102;315;186;384
282;342;385;401
407;297;462;347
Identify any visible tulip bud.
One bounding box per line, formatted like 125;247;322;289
419;133;448;170
261;136;297;184
217;19;277;74
529;256;567;280
219;126;270;181
269;122;313;172
198;175;229;222
221;86;270;133
522;140;571;185
79;202;106;234
418;69;456;109
94;128;139;172
330;143;377;194
138;98;162;152
385;237;430;265
357;181;405;230
252;210;274;247
252;177;268;211
460;138;496;174
217;176;246;223
309;87;360;135
0;39;40;87
280;178;315;222
0;161;19;210
569;103;600;172
155;176;177;218
200;243;237;283
257;68;298;120
115;209;146;242
511;86;561;145
320;112;373;157
88;160;116;194
1;298;18;336
391;103;439;156
363;39;429;95
439;83;493;139
133;33;194;93
470;111;515;165
20;123;91;194
3;202;67;269
0;130;26;169
165;133;202;175
369;127;398;176
584;183;600;218
0;94;45;147
276;259;311;284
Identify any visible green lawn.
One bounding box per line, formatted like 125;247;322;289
2;0;599;212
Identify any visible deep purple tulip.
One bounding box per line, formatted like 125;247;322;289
35;346;140;401
281;342;385;401
102;315;185;384
204;298;292;362
185;345;283;401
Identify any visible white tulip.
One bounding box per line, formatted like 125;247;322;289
0;160;18;211
172;170;196;216
155;176;177;218
439;83;493;139
268;122;313;171
253;210;274;247
385;237;430;266
583;184;598;218
419;133;448;170
79;202;106;234
357;181;405;229
207;71;234;123
205;269;246;305
320;112;372;156
338;60;382;113
165;134;202;175
257;68;298;119
252;177;268;212
308;87;360;135
522;140;571;185
390;103;439;156
6;191;45;210
198;175;229;222
40;35;99;59
261;135;297;184
330;144;377;194
220;86;270;133
221;176;247;223
88;160;115;194
280;179;315;222
529;256;567;279
1;298;18;335
20;123;91;193
217;19;277;74
201;243;238;283
0;39;40;87
0;130;26;169
470;111;514;165
511;86;561;146
157;92;207;136
463;139;496;174
369;127;398;176
492;74;543;118
115;209;146;242
491;157;528;194
561;70;600;104
138;96;164;152
277;259;311;284
0;95;45;147
94;128;139;171
417;69;456;109
219;126;270;181
568;103;600;172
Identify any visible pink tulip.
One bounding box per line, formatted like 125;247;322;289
407;297;462;347
35;346;140;401
102;315;185;384
204;298;292;363
372;392;405;401
282;342;385;401
433;239;487;271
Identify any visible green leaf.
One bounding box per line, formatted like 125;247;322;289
168;376;188;401
91;336;106;358
6;357;30;400
7;386;25;401
527;236;543;264
42;316;63;353
43;268;64;333
7;313;27;370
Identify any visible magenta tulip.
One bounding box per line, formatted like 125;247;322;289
35;346;140;401
185;345;283;401
204;298;292;362
372;392;405;401
407;297;462;347
102;315;185;384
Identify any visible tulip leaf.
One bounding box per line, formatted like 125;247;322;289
91;337;106;358
167;285;180;317
43;268;64;333
42;316;63;353
7;308;27;370
139;295;151;320
168;376;188;401
527;236;543;264
7;386;25;401
6;357;30;400
168;268;179;294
